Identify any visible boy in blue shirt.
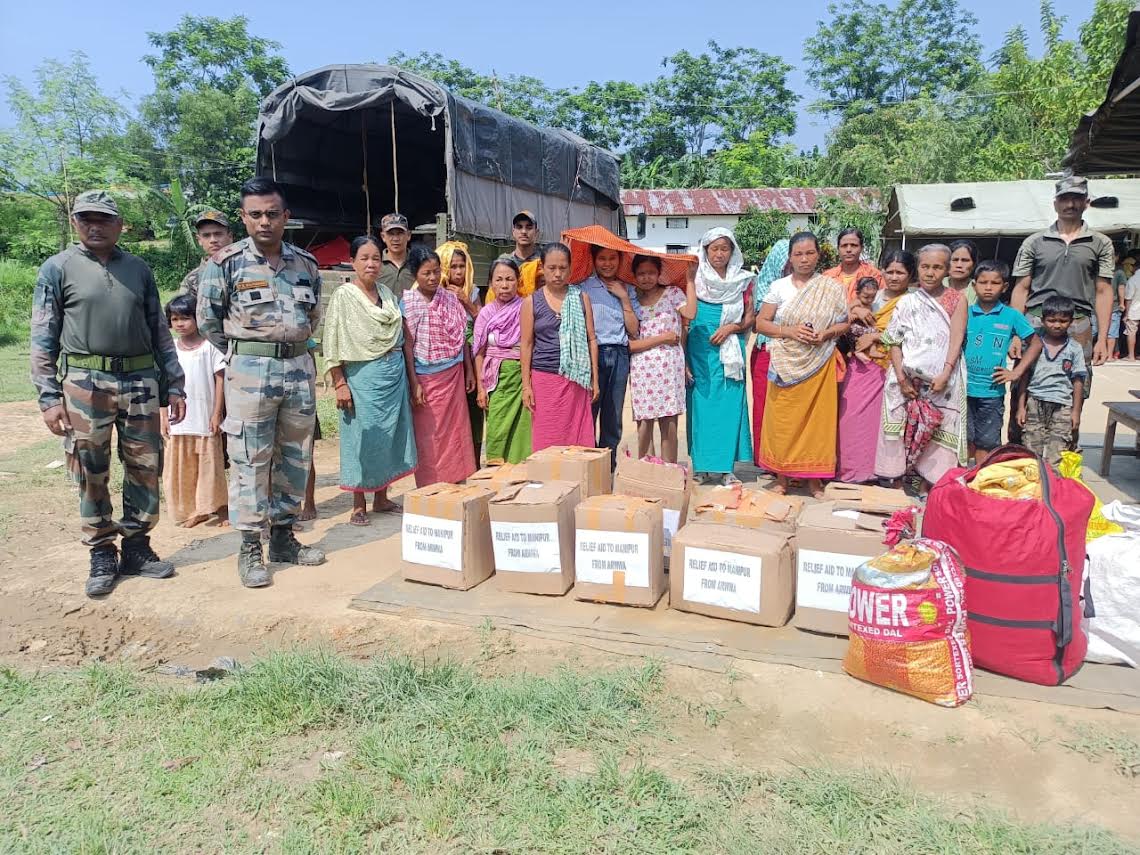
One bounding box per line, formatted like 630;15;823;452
964;260;1042;464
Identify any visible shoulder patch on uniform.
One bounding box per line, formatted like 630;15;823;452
212;242;246;263
292;245;318;264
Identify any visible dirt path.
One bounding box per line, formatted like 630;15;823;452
2;421;1138;842
0;400;54;453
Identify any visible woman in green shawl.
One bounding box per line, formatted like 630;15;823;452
324;236;420;525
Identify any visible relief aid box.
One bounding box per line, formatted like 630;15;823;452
526;446;612;499
613;455;690;559
401;483;495;590
794;501;889;636
573;495;664;607
670;522;795;627
488;481;580;595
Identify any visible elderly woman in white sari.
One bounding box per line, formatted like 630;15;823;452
686;227;755;485
874;243;968;495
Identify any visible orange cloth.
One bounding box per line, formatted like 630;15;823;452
825;261;885;304
562;225;697;287
163;434;227;524
757;351;841;478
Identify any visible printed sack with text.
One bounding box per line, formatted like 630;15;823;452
843;538;973;707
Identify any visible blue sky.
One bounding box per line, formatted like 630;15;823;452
0;0;1093;150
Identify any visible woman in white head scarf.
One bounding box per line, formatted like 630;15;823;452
686;227;755;485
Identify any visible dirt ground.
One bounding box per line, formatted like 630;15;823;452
2;399;1139;844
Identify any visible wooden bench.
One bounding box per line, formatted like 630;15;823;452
1100;401;1140;476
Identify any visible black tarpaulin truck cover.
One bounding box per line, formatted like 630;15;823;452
256;64;622;241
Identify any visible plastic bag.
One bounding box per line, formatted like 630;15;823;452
843;538;972;707
1058;451;1123;541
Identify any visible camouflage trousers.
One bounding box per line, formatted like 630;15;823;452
1022;397;1075;465
221;353;316;532
61;366;163;548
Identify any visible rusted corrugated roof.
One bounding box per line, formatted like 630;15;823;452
621;187;877;216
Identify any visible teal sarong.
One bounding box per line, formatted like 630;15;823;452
685;299;752;474
339;351;417;491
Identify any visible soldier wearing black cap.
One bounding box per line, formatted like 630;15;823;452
30;190;187;597
379;213;415;296
1011;176;1114;369
177;209;234;304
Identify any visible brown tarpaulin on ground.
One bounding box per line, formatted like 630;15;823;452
351;570;1140;714
562;225;697;288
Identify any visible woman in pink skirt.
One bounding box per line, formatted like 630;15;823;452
400;245;477;485
520;243;599;451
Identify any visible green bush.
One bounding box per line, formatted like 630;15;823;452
124;242;197;292
0;258;38;342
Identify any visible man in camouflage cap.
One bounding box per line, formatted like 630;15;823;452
198;177;325;587
30;190;187;597
177;209;233;303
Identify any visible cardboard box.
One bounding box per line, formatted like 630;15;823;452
526;445;612;499
670;522;795;627
613;456;691;558
401;483;495;590
794;501;888;636
573;495;664;607
691;484;803;534
467;463;528;489
488;480;580;595
822;483;913;515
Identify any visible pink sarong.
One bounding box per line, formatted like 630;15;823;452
836;357;886;483
749;345;770;467
530;369;594;452
412;362;477;486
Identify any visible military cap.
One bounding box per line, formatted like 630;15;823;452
72;190;120;217
1054;176;1089;198
381;213;410;232
194;209;231;229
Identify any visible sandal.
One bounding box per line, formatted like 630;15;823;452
349;509;371;526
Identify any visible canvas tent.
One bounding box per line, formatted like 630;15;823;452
255;65;622;259
880;179;1140;263
1064;4;1140;177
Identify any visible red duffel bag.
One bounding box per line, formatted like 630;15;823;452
922;444;1093;685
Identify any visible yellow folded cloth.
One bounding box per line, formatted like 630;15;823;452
969;458;1041;499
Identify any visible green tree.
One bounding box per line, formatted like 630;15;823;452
971;0;1132;179
733;207;793;267
804;0;982;114
642;41;796;156
388;52;558;125
0;52;127;249
551;81;646;152
137;15;290;212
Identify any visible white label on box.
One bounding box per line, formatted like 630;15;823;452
575;529;650;587
491;521;562;573
796;548;865;612
663;509;681;557
682;546;762;613
402;512;463;571
832;509;861;520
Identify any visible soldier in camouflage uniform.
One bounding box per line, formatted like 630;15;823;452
177;209;233;303
197;177;326;587
30;190;187;597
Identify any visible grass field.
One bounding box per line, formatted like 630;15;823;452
1;649;1132;854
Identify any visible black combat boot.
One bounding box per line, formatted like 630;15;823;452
268;526;326;566
238;532;271;588
85;545;119;597
119;534;175;578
